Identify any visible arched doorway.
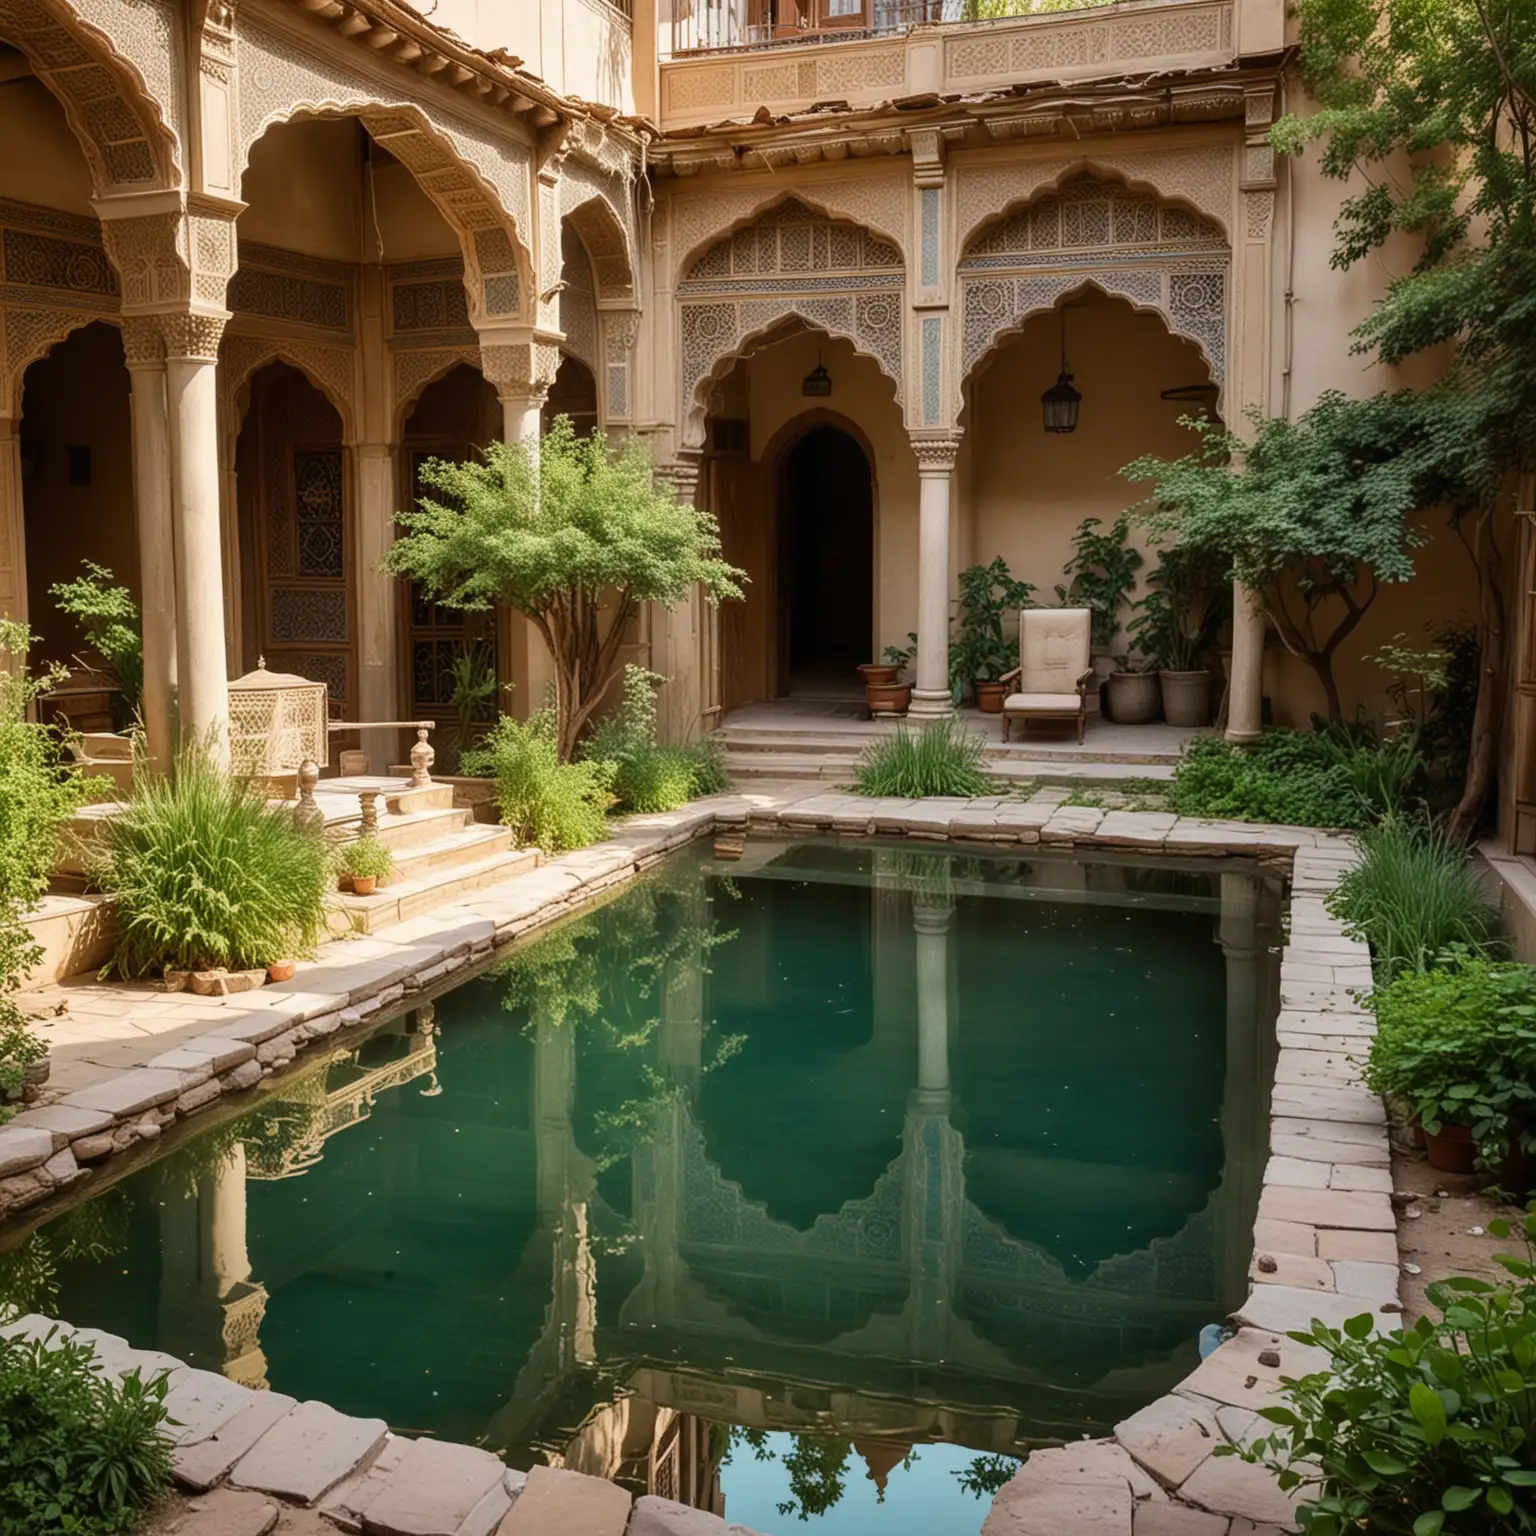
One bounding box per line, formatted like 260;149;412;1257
778;424;873;694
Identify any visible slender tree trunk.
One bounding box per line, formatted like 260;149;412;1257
1448;496;1511;844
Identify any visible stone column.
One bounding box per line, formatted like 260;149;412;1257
1225;582;1265;744
0;416;26;627
163;313;231;764
355;442;399;734
908;435;960;719
122;320;178;772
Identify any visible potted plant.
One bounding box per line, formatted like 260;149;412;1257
1103;653;1162;723
1056;515;1143;715
337;835;395;898
1128;545;1229;726
1362;957;1536;1179
949;558;1036;713
862;635;915;715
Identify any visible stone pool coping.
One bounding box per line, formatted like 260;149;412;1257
4;782;1394;1536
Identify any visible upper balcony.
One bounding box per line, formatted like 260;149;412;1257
657;0;1243;130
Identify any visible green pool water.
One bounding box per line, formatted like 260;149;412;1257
0;839;1281;1533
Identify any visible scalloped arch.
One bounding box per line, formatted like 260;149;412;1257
393;347;486;436
956;146;1236;259
1;309;116;417
682;306;903;451
672;178;909;283
0;0;182;194
221;336;355;442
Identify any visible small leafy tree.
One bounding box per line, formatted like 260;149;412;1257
1123;394;1462;722
383;418;746;761
49;561;142;730
1272;0;1536;836
1054;514;1142;654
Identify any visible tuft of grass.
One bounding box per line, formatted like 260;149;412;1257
92;745;331;977
1327;816;1502;979
462;708;615;852
852;720;992;799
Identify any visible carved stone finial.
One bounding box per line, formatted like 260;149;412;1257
293;760;325;832
409;727;435;788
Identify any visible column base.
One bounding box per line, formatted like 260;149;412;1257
1223;727;1262;746
907;689;953;720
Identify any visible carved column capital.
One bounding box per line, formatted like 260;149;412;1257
478;337;561;402
119;316;165;367
159;311;228;362
909;432;961;474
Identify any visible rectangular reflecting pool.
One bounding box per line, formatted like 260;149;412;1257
0;839;1283;1533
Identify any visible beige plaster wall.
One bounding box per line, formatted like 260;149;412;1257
963;293;1211;655
0;77;95;218
239;118;363;262
426;0;634;112
18;323;137;673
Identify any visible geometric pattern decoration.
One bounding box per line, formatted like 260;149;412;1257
269;586;348;643
293;450;344;579
228;243;350;332
958;173;1229;392
678;198;905;442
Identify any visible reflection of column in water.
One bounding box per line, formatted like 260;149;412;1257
659;882;708;1090
157;1142;270;1389
913;894;952;1096
1216;871;1265;1301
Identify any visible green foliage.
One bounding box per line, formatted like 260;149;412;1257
0;622;91;1119
461;708;614;852
1328;818;1501;978
48;562;142;730
1167;732;1373;828
336;835;395;884
949;557;1037;698
0;1326;173;1534
1054;515;1141;653
1235;1203;1536;1534
881;632;917;673
852;719;992;799
1363;956;1536;1171
444;640;497;771
953;1454;1021;1499
92;745;332;977
1311;720;1427;822
580;665;728;814
1127;543;1229;672
383;418;746;760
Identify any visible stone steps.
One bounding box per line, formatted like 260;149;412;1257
326;844;539;934
718;749;1175;785
716;727;1187;766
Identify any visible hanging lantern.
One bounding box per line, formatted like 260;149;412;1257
802;351;832;397
1041;307;1081;435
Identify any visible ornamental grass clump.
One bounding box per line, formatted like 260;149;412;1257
581;665;729;814
0;1326;173;1535
852;720;992;799
461;708;614;852
1233;1203;1536;1534
1327;817;1500;979
93;745;332;978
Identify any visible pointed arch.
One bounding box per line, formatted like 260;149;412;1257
392;346;484;437
220;334;355;442
0;0;181;193
1;308;113;417
558;173;635;304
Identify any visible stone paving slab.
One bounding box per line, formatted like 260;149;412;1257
230;1401;388;1504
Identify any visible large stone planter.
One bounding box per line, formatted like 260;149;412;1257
1160;669;1212;727
1104;669;1161;724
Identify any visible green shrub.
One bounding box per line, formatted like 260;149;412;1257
461;709;614;852
0;1326;173;1534
1362;955;1536;1171
48;561;143;730
1234;1203;1536;1534
1168;731;1370;827
92;746;332;977
0;622;92;1118
852;720;992;799
581;666;728;814
336;836;395;884
1328;818;1501;978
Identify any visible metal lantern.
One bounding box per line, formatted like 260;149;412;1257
802;352;832;397
228;658;329;776
1041;308;1082;435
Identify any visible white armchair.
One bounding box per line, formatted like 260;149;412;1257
999;607;1095;744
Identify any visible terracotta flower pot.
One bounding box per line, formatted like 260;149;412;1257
352;875;377;897
974;680;1007;714
858;663;899;686
1104;669;1162;724
267;960;296;984
1424;1122;1479;1174
1160;669;1212;727
866;682;911;715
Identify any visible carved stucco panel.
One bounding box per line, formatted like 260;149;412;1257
69;0;184;146
558;159;636;301
671;177;909;281
0;303;99;415
235;19;533;257
955;143;1237;255
220;331;356;435
393;344;482;426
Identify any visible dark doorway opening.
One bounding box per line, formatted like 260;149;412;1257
780;425;873;693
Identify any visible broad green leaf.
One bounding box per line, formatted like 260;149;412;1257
1413;1512;1444;1536
1441;1487;1478;1512
1409;1383;1447;1445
